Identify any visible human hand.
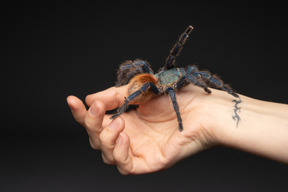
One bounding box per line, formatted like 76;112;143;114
67;85;230;174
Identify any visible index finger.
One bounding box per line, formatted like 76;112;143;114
67;95;87;127
85;85;128;110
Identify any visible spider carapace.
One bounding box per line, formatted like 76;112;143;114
111;25;239;131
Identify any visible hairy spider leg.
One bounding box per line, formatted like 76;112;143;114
119;60;151;73
186;65;198;74
184;66;212;93
166;88;183;132
116;60;154;86
195;71;239;98
164;25;194;70
110;82;160;119
122;61;153;85
175;68;211;93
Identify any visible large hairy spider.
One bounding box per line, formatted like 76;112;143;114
111;25;239;131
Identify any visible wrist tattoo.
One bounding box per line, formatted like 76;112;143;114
232;97;242;127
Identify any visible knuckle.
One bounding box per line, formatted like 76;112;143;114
84;119;92;130
117;167;130;175
83;114;93;127
99;131;113;148
114;86;128;107
84;117;100;133
90;143;98;150
75;118;85;127
98;131;106;143
85;123;96;134
85;94;95;107
111;89;122;107
102;153;115;165
112;150;123;162
114;156;134;175
116;165;134;175
89;138;100;150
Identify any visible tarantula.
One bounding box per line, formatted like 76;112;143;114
111;25;239;131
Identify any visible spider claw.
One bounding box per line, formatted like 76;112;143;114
179;123;183;132
232;92;239;98
110;114;119;119
205;87;212;94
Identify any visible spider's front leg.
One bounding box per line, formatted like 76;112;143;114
110;82;160;119
116;60;153;86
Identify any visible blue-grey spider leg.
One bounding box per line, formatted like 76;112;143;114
119;60;151;73
166;88;183;132
175;75;211;94
116;60;154;86
164;26;193;70
110;83;160;119
186;65;199;74
196;71;239;98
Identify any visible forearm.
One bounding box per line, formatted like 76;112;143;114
214;93;288;163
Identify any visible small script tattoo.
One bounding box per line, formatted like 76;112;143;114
232;97;242;127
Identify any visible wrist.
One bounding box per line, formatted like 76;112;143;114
212;93;288;163
182;87;239;149
203;89;240;146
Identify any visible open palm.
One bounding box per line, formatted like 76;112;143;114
67;85;217;174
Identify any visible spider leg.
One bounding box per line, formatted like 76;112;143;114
187;65;199;74
116;60;154;86
164;25;193;70
196;71;239;98
110;83;160;119
175;74;211;94
119;60;151;73
166;88;183;132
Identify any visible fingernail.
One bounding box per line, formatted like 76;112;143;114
89;103;98;117
108;118;119;130
116;133;123;145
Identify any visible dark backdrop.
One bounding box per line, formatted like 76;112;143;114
1;2;288;192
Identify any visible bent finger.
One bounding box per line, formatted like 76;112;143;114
113;132;134;174
114;132;153;175
67;95;86;126
99;117;125;164
85;100;106;149
85;85;128;110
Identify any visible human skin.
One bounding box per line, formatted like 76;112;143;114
67;84;288;175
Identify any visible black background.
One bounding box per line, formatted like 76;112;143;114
1;1;288;192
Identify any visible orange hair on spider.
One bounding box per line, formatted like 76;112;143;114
127;73;158;104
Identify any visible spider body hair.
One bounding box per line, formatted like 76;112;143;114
116;60;153;87
127;73;158;104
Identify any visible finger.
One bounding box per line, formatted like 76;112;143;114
99;117;125;164
85;100;106;150
114;132;154;175
67;95;87;126
85;85;128;110
113;132;134;174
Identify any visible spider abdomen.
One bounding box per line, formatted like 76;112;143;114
127;73;158;104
